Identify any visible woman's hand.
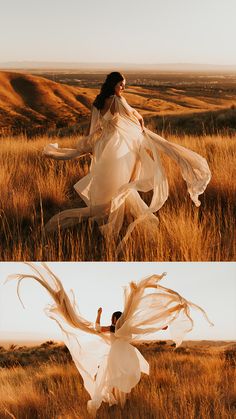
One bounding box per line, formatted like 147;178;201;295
95;307;102;329
132;109;145;131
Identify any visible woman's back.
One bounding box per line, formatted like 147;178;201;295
100;96;116;117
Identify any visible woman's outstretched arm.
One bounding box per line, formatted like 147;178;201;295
95;307;110;333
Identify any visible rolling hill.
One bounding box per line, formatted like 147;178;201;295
0;71;94;135
0;70;236;135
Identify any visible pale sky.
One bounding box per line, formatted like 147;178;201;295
0;262;235;343
0;0;236;64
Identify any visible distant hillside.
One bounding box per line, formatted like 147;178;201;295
0;70;236;136
0;71;95;135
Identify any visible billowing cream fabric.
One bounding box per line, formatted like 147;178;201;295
43;96;211;251
9;264;213;417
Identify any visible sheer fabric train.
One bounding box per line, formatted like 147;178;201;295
8;263;213;416
43;95;211;252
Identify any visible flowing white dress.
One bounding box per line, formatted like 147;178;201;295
9;263;213;417
43;95;211;252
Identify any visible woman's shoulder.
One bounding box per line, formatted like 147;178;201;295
106;95;123;102
105;95;116;104
103;96;118;113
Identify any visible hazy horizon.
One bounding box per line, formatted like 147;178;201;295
1;334;235;350
1;61;236;72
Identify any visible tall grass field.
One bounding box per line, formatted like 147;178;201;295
0;341;235;418
0;131;235;261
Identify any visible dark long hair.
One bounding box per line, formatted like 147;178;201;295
93;72;124;110
110;311;122;333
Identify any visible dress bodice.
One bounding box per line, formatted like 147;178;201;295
100;109;113;120
99;109;117;129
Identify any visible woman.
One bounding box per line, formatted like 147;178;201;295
93;307;169;411
44;72;211;252
8;263;213;417
43;72;211;253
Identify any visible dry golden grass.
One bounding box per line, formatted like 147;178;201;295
0;132;235;261
0;342;235;418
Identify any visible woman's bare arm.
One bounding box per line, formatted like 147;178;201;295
132;109;145;131
95;307;110;332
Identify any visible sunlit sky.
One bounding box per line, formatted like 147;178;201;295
0;0;236;65
0;262;235;344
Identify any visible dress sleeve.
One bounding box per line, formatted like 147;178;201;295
8;262;110;343
114;96;141;126
75;106;101;154
117;96;135;115
8;262;111;406
89;105;101;135
115;273;213;347
43;106;101;159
